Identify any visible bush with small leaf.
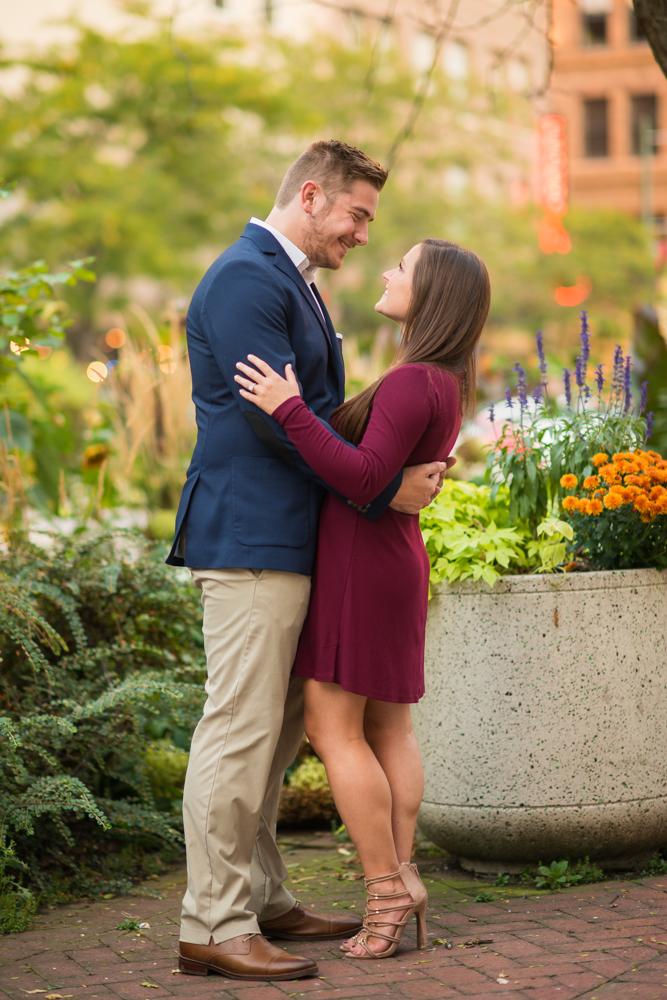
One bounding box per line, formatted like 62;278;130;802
0;528;205;909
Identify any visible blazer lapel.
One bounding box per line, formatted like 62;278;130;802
311;283;346;402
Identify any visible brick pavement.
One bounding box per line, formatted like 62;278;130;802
2;832;667;1000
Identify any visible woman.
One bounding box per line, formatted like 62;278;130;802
235;238;490;960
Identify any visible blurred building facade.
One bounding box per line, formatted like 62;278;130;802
550;0;667;225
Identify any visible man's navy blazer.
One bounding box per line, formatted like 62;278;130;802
166;223;402;574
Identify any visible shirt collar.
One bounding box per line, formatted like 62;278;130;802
249;217;318;283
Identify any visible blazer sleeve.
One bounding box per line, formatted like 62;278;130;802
200;257;402;520
272;365;440;507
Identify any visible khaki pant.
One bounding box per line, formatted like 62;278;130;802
180;567;311;944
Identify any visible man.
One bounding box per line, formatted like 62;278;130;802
167;140;447;983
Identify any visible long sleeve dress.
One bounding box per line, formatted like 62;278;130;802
272;362;462;704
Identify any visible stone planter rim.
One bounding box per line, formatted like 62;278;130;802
432;565;667;597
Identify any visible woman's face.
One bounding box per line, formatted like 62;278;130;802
375;244;421;323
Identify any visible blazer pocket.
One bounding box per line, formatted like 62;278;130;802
232;456;310;548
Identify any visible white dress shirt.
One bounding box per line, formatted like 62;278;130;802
249;217;324;321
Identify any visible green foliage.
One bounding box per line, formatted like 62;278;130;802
0;838;36;934
488;320;651;532
494;874;510;887
0;529;205;905
534;857;604;890
0;181;95;386
642;852;667;875
474;891;495;902
116;917;142;931
535;860;569;890
420;481;572;589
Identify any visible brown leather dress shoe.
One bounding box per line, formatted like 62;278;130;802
260;902;363;942
179;934;317;981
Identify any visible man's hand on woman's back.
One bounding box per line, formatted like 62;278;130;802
389;457;456;514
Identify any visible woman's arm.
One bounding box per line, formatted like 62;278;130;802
236;360;440;507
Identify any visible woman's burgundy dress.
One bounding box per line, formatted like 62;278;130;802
273;363;461;704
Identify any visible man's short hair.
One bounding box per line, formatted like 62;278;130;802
275;139;389;209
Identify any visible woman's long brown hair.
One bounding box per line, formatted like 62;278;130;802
331;239;490;445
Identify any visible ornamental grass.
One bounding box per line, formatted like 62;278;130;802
559;449;667;570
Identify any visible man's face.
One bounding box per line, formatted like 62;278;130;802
302;179;379;270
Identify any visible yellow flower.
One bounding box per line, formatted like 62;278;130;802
583;475;599;490
560;474;578;489
561;495;579;512
603;492;623;510
592;453;609;467
586;499;603;516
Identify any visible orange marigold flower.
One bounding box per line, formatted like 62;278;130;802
576;497;589;513
592;453;609;467
650;485;667;500
652;469;667;484
647;501;660;517
560;474;578;489
583;475;599;490
603;492;623;510
592;490;604;498
624;484;641;497
641;512;652;523
634;494;651;513
657;496;667;513
599;465;619;483
609;484;626;495
646;450;662;462
586;499;603;516
561;496;579;512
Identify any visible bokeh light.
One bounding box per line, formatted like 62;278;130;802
10;339;30;355
105;327;126;349
86;361;108;382
158;344;176;374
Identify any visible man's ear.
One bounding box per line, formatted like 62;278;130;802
300;179;320;215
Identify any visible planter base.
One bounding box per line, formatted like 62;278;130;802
419;794;667;869
456;851;656;875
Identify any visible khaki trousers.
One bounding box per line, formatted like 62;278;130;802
180;567;311;944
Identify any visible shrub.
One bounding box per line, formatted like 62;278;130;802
0;528;205;905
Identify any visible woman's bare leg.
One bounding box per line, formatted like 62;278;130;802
303;679;415;956
363;698;424;863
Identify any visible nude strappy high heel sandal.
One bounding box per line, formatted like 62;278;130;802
344;865;428;960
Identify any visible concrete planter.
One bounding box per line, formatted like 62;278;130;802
413;568;667;872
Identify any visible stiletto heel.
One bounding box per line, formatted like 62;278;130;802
345;864;428;960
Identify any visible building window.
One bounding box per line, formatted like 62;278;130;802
632;95;658;154
584;98;608;157
582;13;607;45
629;10;647;42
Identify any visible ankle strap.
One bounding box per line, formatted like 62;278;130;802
364;869;401;888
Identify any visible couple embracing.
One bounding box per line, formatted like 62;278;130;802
167;139;490;982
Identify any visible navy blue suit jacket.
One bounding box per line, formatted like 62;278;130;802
166;223;402;574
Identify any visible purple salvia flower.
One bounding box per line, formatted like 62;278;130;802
579;311;591;367
574;356;585;389
535;330;547;380
532;384;543;405
514;362;528;408
640;380;648;414
488;403;495;423
563;368;572;408
611;344;624;400
645;411;655;442
594;364;604;395
623;355;633;411
504;387;514;410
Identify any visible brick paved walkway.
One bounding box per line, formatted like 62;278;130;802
3;832;667;1000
